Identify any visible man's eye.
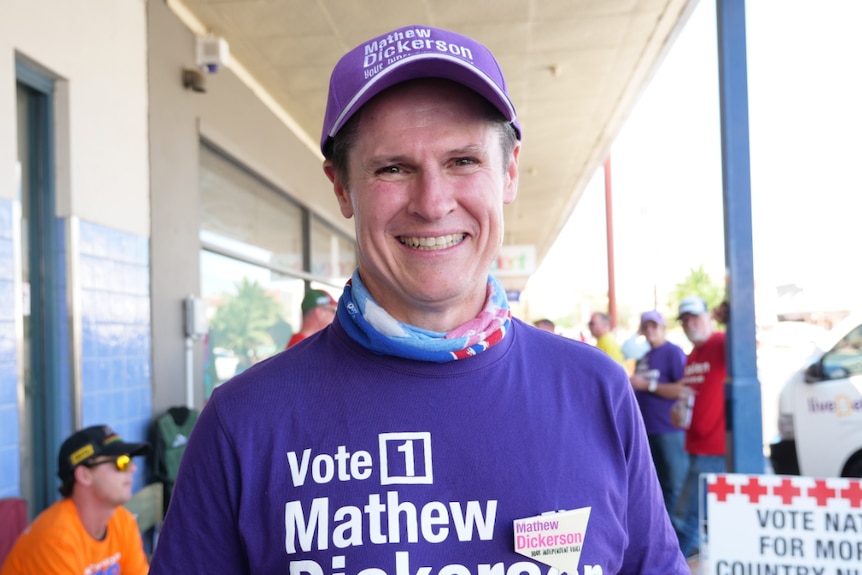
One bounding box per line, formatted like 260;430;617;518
453;157;478;167
375;166;401;175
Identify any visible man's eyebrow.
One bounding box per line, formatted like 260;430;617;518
364;144;488;167
364;154;411;167
448;144;485;156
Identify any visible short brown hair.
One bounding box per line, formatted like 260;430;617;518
326;93;518;190
58;476;76;497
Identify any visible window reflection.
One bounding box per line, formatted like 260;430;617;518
200;251;304;396
200;144;304;272
197;143;355;399
822;324;862;379
310;215;356;283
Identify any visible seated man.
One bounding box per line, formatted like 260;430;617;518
1;425;150;575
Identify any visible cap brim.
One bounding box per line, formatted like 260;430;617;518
101;441;151;458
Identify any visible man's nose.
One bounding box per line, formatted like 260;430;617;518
406;169;457;221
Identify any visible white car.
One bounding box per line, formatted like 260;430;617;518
769;312;862;478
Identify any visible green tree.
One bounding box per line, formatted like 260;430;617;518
209;278;284;370
667;265;725;316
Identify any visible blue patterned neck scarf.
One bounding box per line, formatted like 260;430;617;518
337;270;511;363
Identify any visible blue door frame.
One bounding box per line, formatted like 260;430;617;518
16;59;64;513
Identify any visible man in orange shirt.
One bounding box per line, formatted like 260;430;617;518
1;425;150;575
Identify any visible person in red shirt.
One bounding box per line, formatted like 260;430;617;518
285;289;337;348
670;295;727;560
1;425;150;575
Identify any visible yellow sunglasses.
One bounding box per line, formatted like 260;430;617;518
83;454;132;472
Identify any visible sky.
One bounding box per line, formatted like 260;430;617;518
524;0;862;325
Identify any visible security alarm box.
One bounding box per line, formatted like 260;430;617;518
184;295;208;338
196;36;230;73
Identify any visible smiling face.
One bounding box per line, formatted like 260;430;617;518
324;79;519;331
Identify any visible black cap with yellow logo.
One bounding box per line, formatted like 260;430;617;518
57;425;150;482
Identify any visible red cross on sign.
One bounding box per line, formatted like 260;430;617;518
740;476;770;503
707;474;736;501
772;478;802;505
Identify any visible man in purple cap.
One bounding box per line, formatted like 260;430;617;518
151;25;686;574
628;310;688;514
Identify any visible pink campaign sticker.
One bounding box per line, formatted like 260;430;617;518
513;507;591;574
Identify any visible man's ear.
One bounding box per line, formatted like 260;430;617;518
323;161;354;219
503;142;520;205
74;464;93;488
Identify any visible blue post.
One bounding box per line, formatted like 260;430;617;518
716;0;763;473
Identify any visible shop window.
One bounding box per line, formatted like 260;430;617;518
310;215;356;283
200;250;303;396
198;143;351;397
199;144;303;272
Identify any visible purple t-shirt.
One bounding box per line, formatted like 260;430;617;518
633;341;688;435
150;318;686;574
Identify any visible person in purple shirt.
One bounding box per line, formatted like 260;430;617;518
629;310;689;513
149;25;687;575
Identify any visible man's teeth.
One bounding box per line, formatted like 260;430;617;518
400;234;465;250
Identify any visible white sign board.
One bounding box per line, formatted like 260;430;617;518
704;473;862;574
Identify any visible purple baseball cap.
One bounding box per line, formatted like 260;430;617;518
321;24;521;155
640;310;665;329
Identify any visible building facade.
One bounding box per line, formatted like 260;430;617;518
1;0;355;516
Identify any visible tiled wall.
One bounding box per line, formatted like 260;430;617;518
0;215;154;500
0;199;20;498
78;220;153;490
